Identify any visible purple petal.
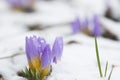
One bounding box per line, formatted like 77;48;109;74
52;37;63;60
26;37;31;61
25;36;39;61
53;57;57;64
41;44;51;68
37;37;46;53
71;18;81;34
30;36;39;56
93;15;102;36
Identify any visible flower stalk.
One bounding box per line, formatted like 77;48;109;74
95;37;103;77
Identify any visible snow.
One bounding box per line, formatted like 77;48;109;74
0;0;120;80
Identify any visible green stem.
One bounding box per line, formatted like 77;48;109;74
104;61;108;77
108;65;115;80
95;37;103;77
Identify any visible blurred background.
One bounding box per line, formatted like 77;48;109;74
0;0;120;40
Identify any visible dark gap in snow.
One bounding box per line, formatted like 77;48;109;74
102;28;119;41
21;7;35;13
100;23;119;41
17;71;26;78
28;22;70;31
0;74;4;80
28;24;46;31
105;8;120;22
67;40;80;45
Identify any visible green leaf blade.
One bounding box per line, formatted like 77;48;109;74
95;37;103;77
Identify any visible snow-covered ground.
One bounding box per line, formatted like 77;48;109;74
0;0;120;80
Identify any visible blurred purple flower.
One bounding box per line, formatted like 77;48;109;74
26;36;63;69
7;0;34;8
71;15;102;36
71;17;90;34
52;37;63;63
93;15;102;36
71;18;81;34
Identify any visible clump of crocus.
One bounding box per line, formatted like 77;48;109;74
7;0;35;12
71;15;102;37
24;36;63;80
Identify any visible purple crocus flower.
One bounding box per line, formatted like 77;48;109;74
71;17;81;34
92;15;102;36
25;36;63;71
